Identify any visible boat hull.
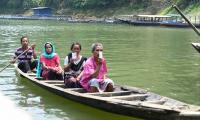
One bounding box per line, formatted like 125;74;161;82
14;64;200;120
160;22;200;28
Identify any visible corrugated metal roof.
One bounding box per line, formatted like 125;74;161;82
32;7;51;10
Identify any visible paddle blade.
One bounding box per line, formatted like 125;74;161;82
191;43;200;53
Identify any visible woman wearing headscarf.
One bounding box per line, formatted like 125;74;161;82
38;42;63;80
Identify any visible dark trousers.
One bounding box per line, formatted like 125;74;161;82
18;60;38;73
47;70;63;80
64;74;82;88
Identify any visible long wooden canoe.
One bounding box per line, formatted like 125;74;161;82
14;64;200;120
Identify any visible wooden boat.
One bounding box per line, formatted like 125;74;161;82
117;15;171;26
14;64;200;120
160;21;200;28
160;13;200;28
117;14;200;28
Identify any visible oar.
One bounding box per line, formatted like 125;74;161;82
0;47;32;73
172;5;200;36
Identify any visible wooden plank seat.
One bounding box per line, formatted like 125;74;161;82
120;86;147;94
31;69;37;73
50;83;64;86
85;91;133;97
27;73;36;76
35;77;45;80
49;83;65;88
66;88;87;93
145;100;166;105
42;80;64;84
106;94;149;101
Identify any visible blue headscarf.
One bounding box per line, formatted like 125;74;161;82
42;42;56;59
36;42;56;78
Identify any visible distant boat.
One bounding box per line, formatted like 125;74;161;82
117;15;171;26
160;21;200;28
117;14;200;28
14;64;200;120
160;14;200;28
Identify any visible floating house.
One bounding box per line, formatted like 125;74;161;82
32;7;52;17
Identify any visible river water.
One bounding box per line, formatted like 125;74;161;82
0;19;199;120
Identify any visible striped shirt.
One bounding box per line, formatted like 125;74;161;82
14;47;33;62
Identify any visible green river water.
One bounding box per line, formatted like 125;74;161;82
0;19;199;120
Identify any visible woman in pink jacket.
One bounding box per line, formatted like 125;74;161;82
80;43;114;92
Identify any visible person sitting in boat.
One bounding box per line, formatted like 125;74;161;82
38;42;63;80
11;36;37;73
64;42;87;88
80;43;114;92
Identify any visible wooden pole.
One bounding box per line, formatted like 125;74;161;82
172;5;200;36
0;47;31;73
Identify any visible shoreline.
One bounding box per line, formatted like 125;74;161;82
0;15;120;24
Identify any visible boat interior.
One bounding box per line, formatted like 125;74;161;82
23;71;198;111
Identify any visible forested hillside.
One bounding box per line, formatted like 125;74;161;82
0;0;200;16
160;0;200;14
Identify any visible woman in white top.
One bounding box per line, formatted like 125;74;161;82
64;42;87;88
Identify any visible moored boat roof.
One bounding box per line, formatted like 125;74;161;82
137;14;171;18
118;14;171;18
